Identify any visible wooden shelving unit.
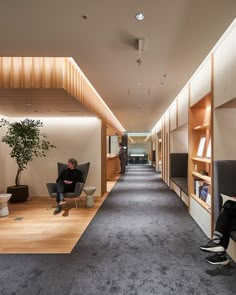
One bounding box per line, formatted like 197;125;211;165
192;171;211;184
192;157;211;164
188;93;213;237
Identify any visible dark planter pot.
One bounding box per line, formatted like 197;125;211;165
7;185;29;203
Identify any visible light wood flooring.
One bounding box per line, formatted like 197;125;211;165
0;177;119;254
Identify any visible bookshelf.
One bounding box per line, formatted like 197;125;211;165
188;93;213;237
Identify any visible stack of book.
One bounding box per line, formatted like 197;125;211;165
194;179;211;205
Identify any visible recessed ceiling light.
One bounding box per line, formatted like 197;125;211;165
135;13;144;21
137;82;142;86
26;102;32;106
163;74;168;78
160;82;164;85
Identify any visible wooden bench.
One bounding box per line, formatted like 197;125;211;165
170;153;188;206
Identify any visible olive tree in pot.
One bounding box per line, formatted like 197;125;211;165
0;118;55;203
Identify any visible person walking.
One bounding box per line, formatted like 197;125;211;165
118;142;126;175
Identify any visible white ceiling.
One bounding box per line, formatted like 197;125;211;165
0;0;235;132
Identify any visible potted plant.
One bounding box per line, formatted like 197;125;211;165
0;118;55;203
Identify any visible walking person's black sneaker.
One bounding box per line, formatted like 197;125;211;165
205;253;229;265
200;239;225;253
53;205;62;215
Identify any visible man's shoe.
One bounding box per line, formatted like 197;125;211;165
205;253;229;266
200;239;225;253
53;205;62;215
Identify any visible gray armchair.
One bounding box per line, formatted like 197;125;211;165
46;162;90;209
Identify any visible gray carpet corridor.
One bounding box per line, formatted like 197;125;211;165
0;165;235;295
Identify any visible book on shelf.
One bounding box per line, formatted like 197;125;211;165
221;194;236;206
194;179;204;197
206;139;211;158
197;137;206;157
199;183;209;202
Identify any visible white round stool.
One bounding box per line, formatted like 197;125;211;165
0;193;12;217
83;186;96;207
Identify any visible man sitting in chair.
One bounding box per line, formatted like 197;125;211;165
54;158;83;215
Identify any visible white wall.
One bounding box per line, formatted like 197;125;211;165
169;100;177;131
0;117;102;197
110;136;120;154
177;86;189;127
190;58;211;106
170;125;188;153
214;109;236;160
214;25;236;108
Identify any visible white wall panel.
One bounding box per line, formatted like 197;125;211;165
170;127;188;153
214;109;236;160
164;110;169;133
190;58;211;106
169;100;177;131
177;86;189;127
190;197;211;238
214;26;236;107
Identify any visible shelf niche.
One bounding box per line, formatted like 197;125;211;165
188;92;213;237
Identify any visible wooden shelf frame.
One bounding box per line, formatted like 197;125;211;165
188;89;213;237
192;171;211;184
192;157;211;163
192;123;209;130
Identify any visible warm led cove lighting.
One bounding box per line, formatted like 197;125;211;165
135;13;144;21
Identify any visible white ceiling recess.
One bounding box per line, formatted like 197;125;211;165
0;0;236;131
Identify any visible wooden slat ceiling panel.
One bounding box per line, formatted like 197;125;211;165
0;57;125;134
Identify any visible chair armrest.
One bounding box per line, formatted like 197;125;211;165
46;183;57;196
74;182;84;196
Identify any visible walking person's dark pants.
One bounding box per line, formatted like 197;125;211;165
56;180;75;203
215;208;236;248
120;160;126;174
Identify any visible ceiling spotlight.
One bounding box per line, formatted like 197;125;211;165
26;102;32;106
137;82;142;86
135;13;144;21
163;74;168;78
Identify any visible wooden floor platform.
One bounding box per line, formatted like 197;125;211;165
0;177;119;254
